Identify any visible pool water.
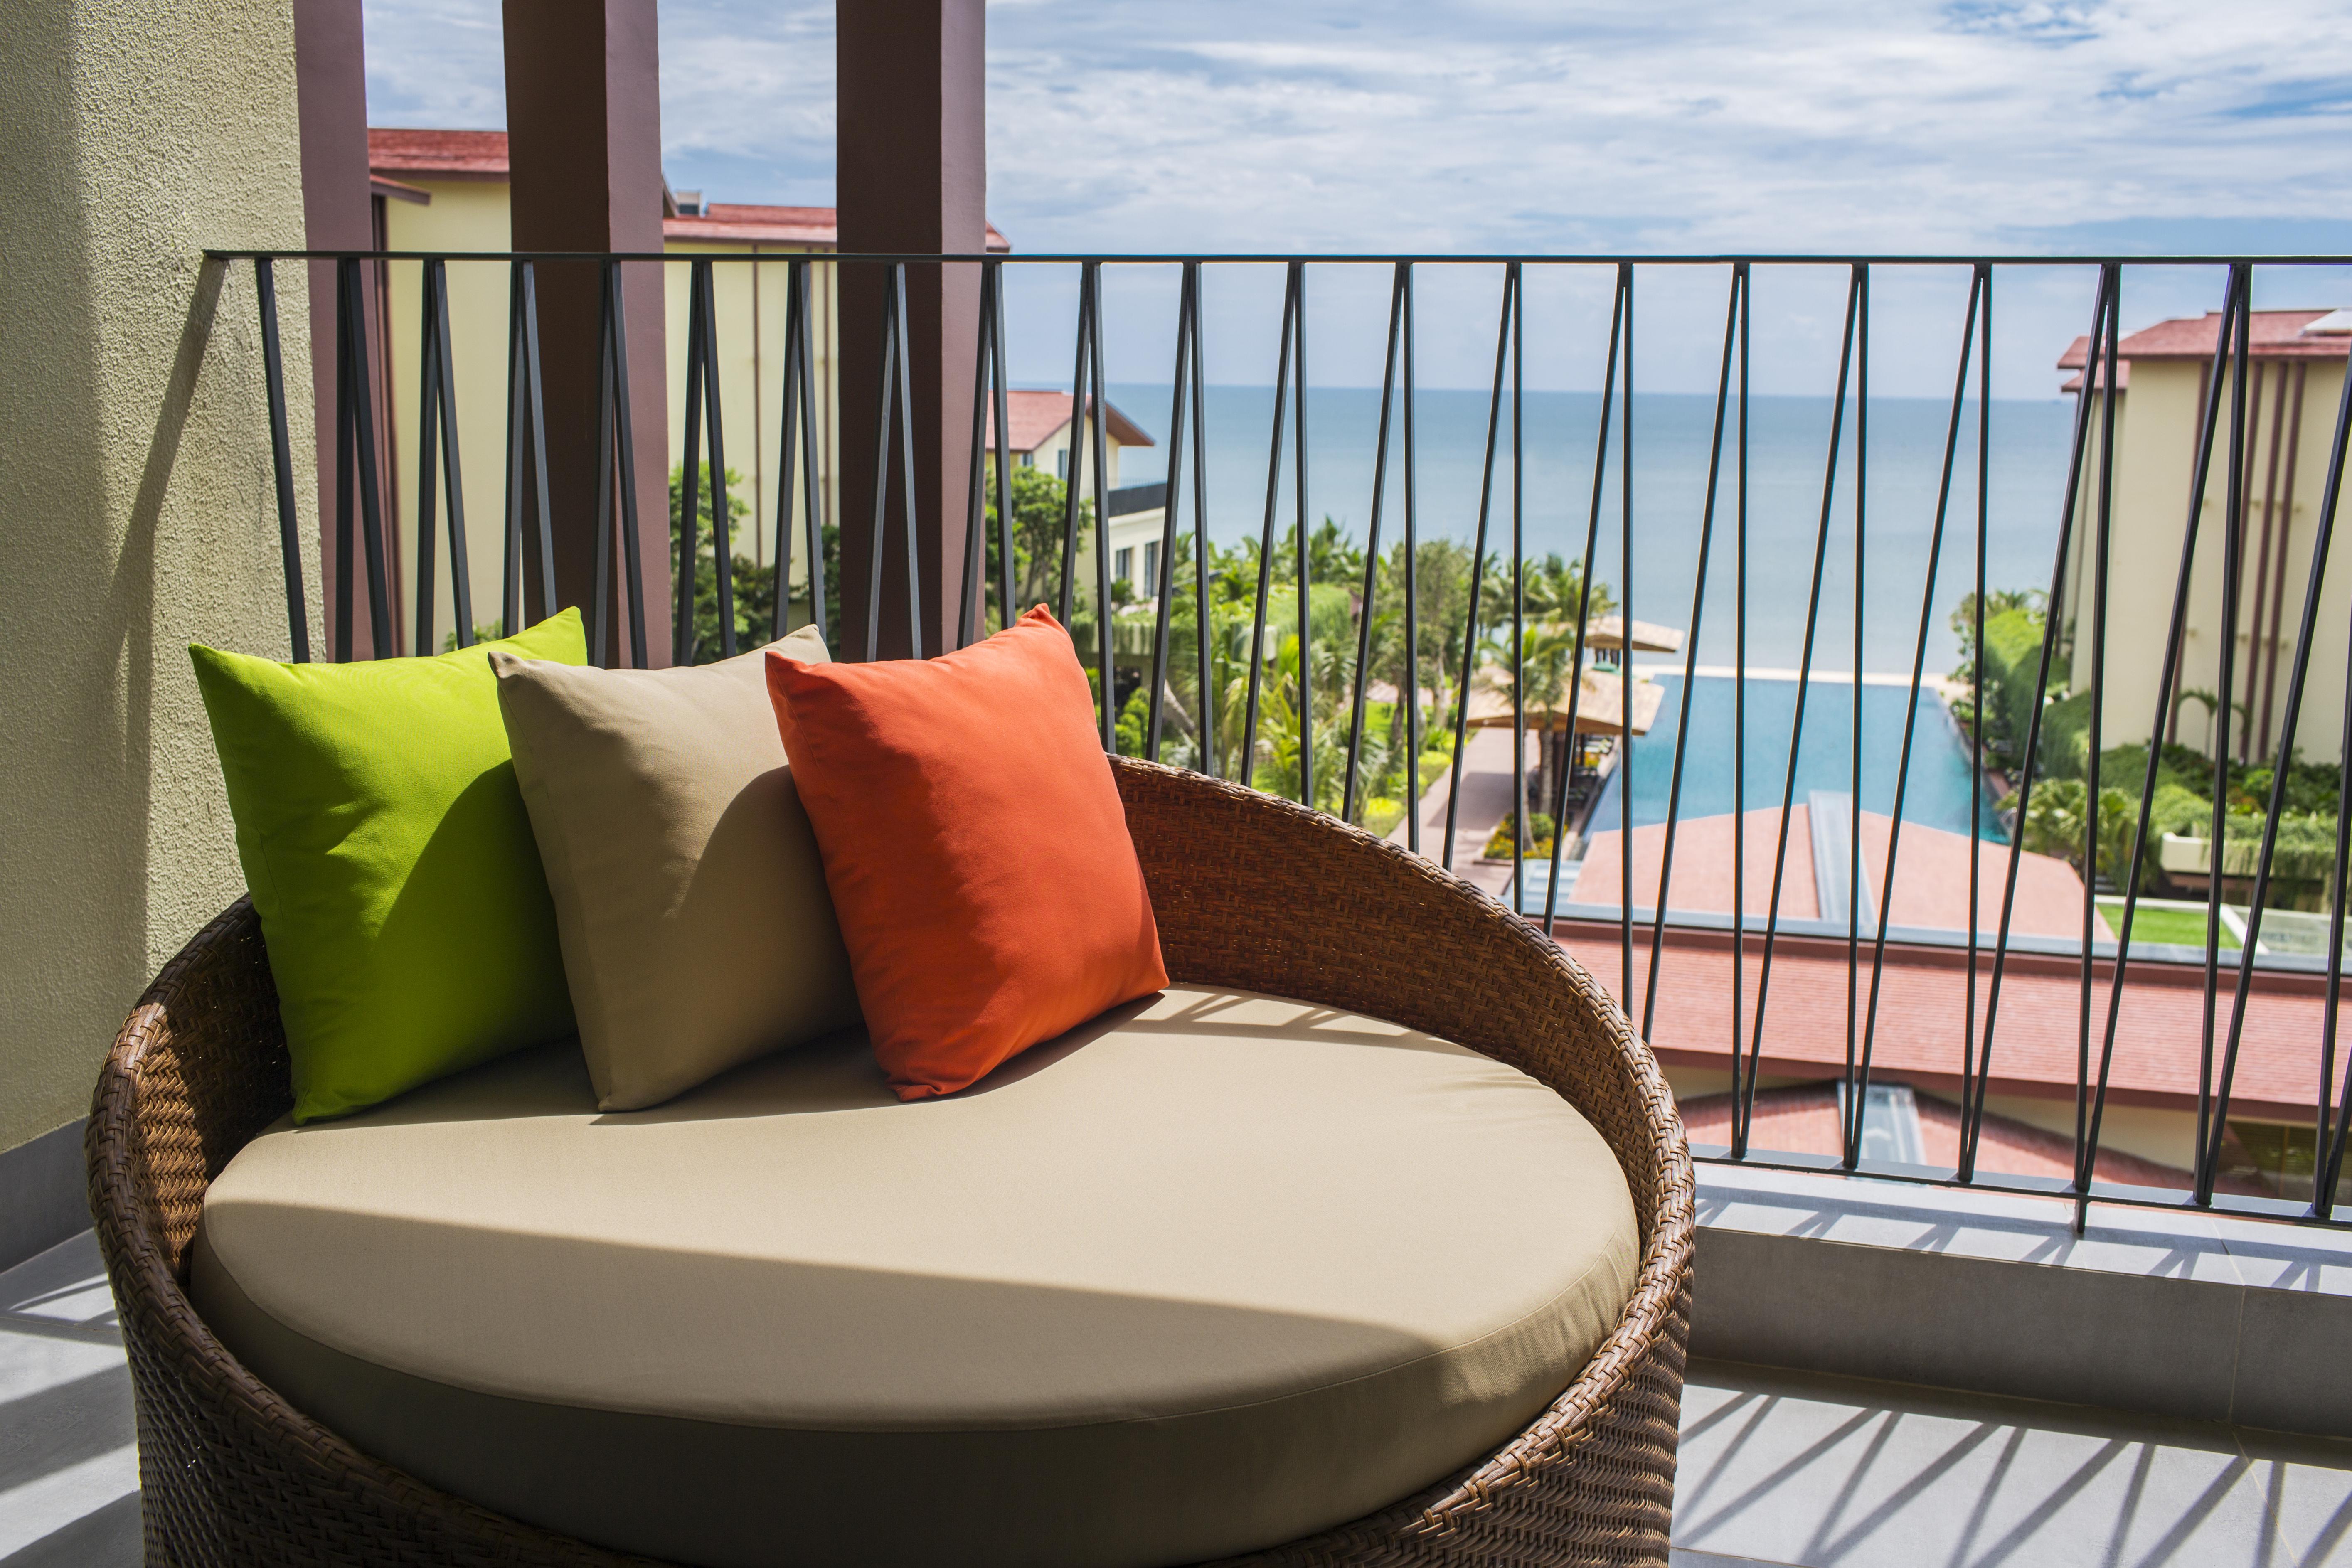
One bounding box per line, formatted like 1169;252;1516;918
1580;674;2007;843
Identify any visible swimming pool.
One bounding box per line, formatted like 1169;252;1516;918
1579;674;2007;843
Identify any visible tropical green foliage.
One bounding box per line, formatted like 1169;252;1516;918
2012;779;2135;879
440;621;506;652
1949;594;2057;775
669;463;788;663
2020;774;2345;897
666;463;841;661
1968;596;2348;901
981;465;1098;625
1081;507;1614;834
1483;812;1557;860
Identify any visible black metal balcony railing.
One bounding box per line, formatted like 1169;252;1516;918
212;247;2352;1233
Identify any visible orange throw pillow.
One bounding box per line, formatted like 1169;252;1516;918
765;606;1168;1100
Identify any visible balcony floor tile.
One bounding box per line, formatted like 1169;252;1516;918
1676;1359;2352;1567
1;1231;136;1568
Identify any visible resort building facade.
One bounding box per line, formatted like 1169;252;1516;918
2057;310;2352;763
980;389;1167;598
366;128;1011;645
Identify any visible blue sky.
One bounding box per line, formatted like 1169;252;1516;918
362;0;2352;394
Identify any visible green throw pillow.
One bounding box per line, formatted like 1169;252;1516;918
191;610;586;1121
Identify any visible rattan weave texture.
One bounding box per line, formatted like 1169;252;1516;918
89;758;1692;1566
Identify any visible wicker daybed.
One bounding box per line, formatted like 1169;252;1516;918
91;758;1694;1567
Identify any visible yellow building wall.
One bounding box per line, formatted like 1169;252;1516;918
2064;358;2351;765
1972;1092;2200;1172
379;182;513;644
375;187;843;638
2189;359;2351;766
1023;423;1125;497
660;244;840;593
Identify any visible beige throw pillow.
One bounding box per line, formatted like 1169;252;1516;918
492;629;861;1110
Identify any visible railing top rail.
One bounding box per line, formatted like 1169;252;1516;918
208;248;2352;267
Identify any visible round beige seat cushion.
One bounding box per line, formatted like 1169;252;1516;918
193;985;1639;1568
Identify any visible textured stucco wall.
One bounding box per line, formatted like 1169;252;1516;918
0;0;319;1154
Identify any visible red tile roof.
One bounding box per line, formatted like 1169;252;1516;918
663;204;840;246
2057;358;2129;394
367;129;1011;250
369;128;509;180
985;389;1155;451
1544;810;2352;1118
1554;916;2330;1121
2058;308;2349;389
667;202;1011;252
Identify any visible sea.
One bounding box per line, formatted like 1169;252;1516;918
1105;383;2080;678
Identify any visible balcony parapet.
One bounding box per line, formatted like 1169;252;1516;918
1693;1161;2352;1438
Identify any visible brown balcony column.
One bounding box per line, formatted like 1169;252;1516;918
502;0;672;665
293;0;394;656
837;0;987;660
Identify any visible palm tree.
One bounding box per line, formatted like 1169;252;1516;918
1517;621;1581;832
1474;618;1582;851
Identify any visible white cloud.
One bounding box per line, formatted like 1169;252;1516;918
971;0;2352;256
653;3;833;197
360;0;505;128
360;0;2352;391
363;0;2352;254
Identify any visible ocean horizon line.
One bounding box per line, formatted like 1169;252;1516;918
1065;380;2074;409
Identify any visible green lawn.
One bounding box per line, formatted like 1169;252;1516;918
2098;901;2238;950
